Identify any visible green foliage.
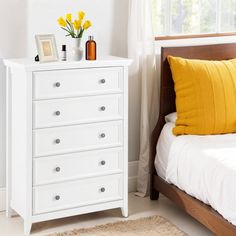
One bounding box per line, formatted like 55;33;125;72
151;0;165;35
151;0;236;35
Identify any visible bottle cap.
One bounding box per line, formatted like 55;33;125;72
89;36;94;41
62;45;66;51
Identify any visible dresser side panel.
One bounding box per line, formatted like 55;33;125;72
10;67;32;218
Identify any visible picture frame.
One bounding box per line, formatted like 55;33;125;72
35;34;59;63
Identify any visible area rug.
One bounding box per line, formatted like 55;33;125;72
47;215;188;236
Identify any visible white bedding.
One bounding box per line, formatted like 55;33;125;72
155;122;236;225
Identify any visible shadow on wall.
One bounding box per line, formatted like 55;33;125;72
0;59;6;188
111;0;128;57
0;0;28;58
0;0;28;189
111;0;141;162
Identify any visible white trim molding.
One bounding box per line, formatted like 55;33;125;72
128;161;138;192
0;188;6;212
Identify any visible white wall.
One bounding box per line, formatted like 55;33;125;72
0;0;28;188
0;0;140;191
27;0;128;57
0;60;5;188
0;0;28;59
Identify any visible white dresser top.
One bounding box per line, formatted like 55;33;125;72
4;56;132;71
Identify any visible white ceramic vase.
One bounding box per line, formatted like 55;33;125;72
73;38;83;61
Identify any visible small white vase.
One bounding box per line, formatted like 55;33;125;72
72;38;83;61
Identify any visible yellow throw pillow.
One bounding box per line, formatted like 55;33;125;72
167;56;236;135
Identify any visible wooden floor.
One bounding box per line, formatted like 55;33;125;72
0;193;215;236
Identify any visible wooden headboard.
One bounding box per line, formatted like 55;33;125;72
151;43;236;174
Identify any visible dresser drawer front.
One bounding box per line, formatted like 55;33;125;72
33;174;123;214
33;148;123;186
33;121;123;157
33;95;123;128
33;67;123;100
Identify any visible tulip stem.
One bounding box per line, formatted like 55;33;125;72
78;29;84;38
61;27;73;37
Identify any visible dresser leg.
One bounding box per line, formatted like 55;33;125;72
121;206;128;218
24;221;32;236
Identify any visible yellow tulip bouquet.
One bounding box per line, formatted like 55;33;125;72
57;11;92;38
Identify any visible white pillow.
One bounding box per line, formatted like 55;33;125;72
165;112;177;123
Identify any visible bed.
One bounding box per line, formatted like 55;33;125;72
150;43;236;236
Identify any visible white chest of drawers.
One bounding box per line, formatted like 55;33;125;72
4;57;131;235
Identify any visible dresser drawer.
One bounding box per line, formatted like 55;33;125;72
33;174;123;214
33;148;123;185
33;67;123;100
33;95;123;128
33;121;123;157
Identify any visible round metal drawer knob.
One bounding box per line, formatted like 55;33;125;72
101;187;105;193
55;82;61;87
55;139;61;144
55;195;60;200
55;111;61;116
100;133;106;138
100;79;106;84
100;106;106;111
55;167;61;172
101;160;106;165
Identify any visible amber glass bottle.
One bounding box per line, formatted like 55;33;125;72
86;36;96;60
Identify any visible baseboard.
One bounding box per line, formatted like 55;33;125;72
0;187;6;212
0;161;139;211
128;161;138;192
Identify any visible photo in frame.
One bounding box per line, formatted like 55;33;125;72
35;34;59;63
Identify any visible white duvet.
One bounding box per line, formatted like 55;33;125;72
155;122;236;226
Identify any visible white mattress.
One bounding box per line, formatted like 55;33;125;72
155;122;236;226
